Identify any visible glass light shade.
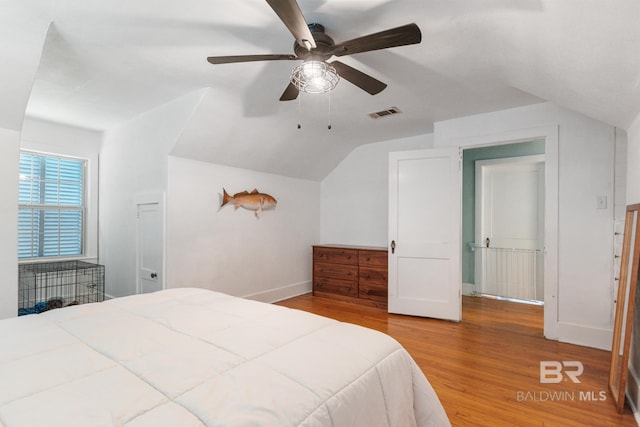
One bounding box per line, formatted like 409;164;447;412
291;60;339;94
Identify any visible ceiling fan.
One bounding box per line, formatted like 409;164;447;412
207;0;422;101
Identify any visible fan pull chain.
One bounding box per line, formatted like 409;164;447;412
297;93;302;129
328;91;332;130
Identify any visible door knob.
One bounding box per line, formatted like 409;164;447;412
391;240;396;254
150;272;157;279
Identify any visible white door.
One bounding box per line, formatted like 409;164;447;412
388;147;461;321
136;201;164;294
475;156;544;300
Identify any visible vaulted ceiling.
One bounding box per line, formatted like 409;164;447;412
2;0;640;179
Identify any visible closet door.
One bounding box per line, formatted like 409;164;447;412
136;194;164;294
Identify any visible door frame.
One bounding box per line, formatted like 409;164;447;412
450;125;559;340
134;192;166;294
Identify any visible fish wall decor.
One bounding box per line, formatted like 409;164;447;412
221;188;277;218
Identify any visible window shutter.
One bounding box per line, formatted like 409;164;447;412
18;152;86;259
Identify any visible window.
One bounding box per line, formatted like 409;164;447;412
18;152;86;259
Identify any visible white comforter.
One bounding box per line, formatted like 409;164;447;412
0;288;449;426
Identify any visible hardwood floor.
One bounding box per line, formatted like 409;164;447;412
276;294;638;427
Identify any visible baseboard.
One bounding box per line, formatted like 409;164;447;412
462;282;476;296
243;281;312;304
104;293;116;300
556;321;612;351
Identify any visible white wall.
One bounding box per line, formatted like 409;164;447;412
435;102;616;350
320;134;433;246
99;90;205;298
166;157;320;302
0;127;19;319
20;118;102;261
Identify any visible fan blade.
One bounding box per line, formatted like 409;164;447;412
207;54;297;64
265;0;316;50
331;23;421;57
279;82;299;101
331;61;387;95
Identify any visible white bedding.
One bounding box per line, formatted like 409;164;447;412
0;288;449;426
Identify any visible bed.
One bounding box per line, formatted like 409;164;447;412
0;288;449;426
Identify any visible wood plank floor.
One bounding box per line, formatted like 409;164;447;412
276;294;638;427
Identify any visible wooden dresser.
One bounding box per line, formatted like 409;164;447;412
312;244;388;308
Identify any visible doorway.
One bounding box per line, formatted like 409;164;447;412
475;155;544;303
388;126;558;338
462;141;545;308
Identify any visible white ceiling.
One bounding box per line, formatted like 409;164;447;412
2;0;640;180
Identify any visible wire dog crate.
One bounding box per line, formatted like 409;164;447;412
18;261;105;315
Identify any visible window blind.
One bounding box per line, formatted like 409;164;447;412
18;152;85;259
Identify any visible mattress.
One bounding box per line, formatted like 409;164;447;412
0;288;450;426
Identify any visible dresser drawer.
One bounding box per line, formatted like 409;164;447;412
359;250;387;268
314;262;358;280
314;247;358;265
358;264;387;303
359;266;387;285
313;276;358;297
359;282;387;302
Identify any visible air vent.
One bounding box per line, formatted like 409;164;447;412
368;107;402;119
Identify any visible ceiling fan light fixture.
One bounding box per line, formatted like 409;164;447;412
291;60;339;94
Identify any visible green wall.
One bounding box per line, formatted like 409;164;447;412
462;140;545;285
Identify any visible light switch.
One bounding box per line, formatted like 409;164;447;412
596;195;607;209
